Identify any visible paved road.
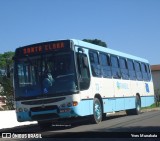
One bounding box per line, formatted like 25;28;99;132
0;110;160;140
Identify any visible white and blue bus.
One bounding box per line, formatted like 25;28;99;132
13;39;154;127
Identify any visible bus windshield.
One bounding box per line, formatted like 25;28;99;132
15;52;78;100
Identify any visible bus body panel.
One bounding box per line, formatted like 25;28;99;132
14;39;155;123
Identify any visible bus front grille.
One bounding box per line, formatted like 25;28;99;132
31;113;59;120
30;105;59;112
21;97;66;105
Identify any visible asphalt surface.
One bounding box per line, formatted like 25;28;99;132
0;108;160;140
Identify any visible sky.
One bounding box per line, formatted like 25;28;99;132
0;0;160;65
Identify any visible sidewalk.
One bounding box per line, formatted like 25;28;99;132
0;110;36;130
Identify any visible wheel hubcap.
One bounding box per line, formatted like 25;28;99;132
95;103;101;120
136;100;141;111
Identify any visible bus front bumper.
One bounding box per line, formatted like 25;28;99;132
16;107;78;122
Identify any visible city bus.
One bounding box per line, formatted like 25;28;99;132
13;39;154;128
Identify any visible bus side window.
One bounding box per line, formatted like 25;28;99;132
89;51;101;77
134;61;143;81
127;59;136;80
110;55;121;79
99;53;112;78
119;57;129;80
146;64;151;81
141;63;148;81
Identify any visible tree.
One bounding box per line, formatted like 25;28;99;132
0;76;14;110
82;39;107;47
0;51;14;70
0;51;15;110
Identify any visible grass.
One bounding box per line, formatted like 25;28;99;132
142;102;160;109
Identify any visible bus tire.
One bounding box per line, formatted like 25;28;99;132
134;95;141;115
38;121;52;129
126;95;141;115
92;98;102;124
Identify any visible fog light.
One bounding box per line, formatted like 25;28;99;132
67;102;72;107
24;108;28;112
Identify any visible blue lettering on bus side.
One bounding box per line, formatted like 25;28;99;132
145;83;150;93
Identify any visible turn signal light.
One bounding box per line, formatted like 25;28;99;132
73;101;78;106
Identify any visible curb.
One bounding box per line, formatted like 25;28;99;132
141;107;160;112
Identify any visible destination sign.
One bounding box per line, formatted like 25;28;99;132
15;40;71;56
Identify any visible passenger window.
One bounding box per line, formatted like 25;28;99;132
146;64;151;81
127;59;136;80
89;51;101;77
141;63;148;81
111;56;121;79
119;58;129;80
134;61;143;81
99;53;112;78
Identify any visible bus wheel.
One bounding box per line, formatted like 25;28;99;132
92;98;102;124
134;95;141;115
126;95;141;115
38;121;52;129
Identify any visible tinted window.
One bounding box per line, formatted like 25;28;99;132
100;53;112;78
127;59;136;80
111;56;120;79
100;53;110;66
135;61;141;71
111;56;119;68
134;61;143;81
119;58;129;80
146;64;151;81
119;58;127;69
128;60;134;70
141;63;148;81
90;52;99;64
89;51;101;77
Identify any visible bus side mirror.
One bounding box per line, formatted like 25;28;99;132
78;48;84;53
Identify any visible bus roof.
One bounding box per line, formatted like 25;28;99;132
15;39;149;64
71;39;149;64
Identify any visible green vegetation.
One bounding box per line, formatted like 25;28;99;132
142;103;160;110
0;51;14;69
0;51;15;110
141;90;160;110
0;76;14;110
82;39;107;47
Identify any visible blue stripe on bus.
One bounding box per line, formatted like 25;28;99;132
141;96;154;107
72;99;93;116
73;96;154;116
17;96;154;122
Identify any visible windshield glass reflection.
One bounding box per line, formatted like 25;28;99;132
15;52;77;100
